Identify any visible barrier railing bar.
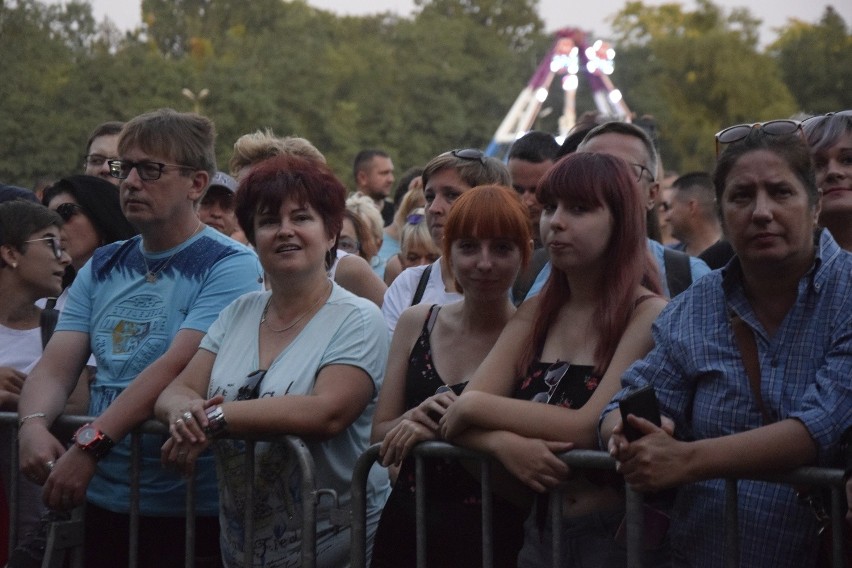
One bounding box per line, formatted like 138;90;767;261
415;453;427;568
9;429;19;549
724;479;739;568
129;430;141;568
480;459;493;568
549;486;563;568
349;444;379;568
184;472;196;568
285;435;318;568
625;486;645;568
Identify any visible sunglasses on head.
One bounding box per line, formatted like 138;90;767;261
714;119;803;158
448;148;487;165
801;110;852;130
55;203;83;222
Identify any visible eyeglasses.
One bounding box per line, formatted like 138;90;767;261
406;213;424;225
338;237;360;255
108;159;194;181
630;163;655;183
83;154;117;168
55;203;83;222
236;369;267;401
531;360;570;404
714;119;803;158
24;236;64;260
449;148;487;165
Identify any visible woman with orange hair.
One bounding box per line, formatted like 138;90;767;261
371;185;532;567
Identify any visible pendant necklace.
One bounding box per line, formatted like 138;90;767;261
261;281;332;333
141;221;203;283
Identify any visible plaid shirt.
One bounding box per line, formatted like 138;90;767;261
605;229;852;568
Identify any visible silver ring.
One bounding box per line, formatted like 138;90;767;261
174;418;184;425
45;460;55;471
182;411;194;422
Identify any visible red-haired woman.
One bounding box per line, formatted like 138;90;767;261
371;185;533;567
155;154;390;567
440;152;667;566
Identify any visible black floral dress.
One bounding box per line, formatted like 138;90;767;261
371;306;527;568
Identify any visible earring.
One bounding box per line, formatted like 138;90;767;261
10;262;17;269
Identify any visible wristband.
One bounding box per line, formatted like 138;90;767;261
203;405;228;438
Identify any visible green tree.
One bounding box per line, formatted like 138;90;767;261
769;6;851;114
609;0;797;172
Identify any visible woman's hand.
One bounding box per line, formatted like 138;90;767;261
493;431;573;493
438;390;477;440
161;436;210;477
0;367;25;409
379;390;457;466
611;415;690;492
167;394;224;444
18;422;65;487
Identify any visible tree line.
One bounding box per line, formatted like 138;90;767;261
0;0;848;188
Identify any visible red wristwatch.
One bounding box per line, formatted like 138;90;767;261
73;424;115;461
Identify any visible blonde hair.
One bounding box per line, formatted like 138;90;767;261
345;194;384;244
399;208;438;260
229;129;325;175
392;184;425;228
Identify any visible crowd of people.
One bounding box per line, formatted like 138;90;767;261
0;106;848;568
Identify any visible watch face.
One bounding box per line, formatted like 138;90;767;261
76;426;97;445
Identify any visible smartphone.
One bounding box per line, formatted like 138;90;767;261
619;385;661;442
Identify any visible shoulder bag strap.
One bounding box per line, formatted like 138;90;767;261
663;247;692;297
729;312;773;424
410;264;433;307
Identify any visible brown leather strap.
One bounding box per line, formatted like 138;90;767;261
729;313;774;424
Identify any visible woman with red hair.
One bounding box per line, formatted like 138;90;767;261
441;152;667;566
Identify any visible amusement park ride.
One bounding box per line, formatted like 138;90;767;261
485;27;632;158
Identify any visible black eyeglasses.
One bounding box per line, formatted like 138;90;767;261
338;237;360;255
449;148;487;165
237;369;267;401
531;360;570;404
55;203;83;222
406;213;424;225
108;159;194;181
630;163;656;183
714;119;803;158
24;236;64;260
84;154;117;168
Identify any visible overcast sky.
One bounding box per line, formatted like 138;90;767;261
84;0;842;45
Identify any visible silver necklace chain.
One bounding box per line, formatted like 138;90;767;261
261;281;332;333
141;221;203;283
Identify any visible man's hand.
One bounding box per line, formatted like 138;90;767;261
611;415;690;492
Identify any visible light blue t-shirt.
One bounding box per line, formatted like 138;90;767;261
524;238;711;300
377;233;400;265
201;283;390;567
57;226;262;516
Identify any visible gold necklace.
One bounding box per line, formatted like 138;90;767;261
261;281;331;333
141;221;203;283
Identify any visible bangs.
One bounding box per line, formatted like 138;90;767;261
537;159;605;209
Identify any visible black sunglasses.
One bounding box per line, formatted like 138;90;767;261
801;110;852;130
236;369;267;401
55;203;83;222
449;148;487;165
714;119;803;158
531;360;570;404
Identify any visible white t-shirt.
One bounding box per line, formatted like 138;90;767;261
200;282;390;567
381;259;462;334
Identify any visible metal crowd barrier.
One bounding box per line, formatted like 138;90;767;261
0;412;321;568
350;441;848;568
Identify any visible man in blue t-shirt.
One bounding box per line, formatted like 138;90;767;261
17;109;261;567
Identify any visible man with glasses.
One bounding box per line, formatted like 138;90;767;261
522;122;710;301
82;121;124;186
18;108;261;567
579;123;710;297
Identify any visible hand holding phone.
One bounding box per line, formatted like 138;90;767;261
618;385;661;442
